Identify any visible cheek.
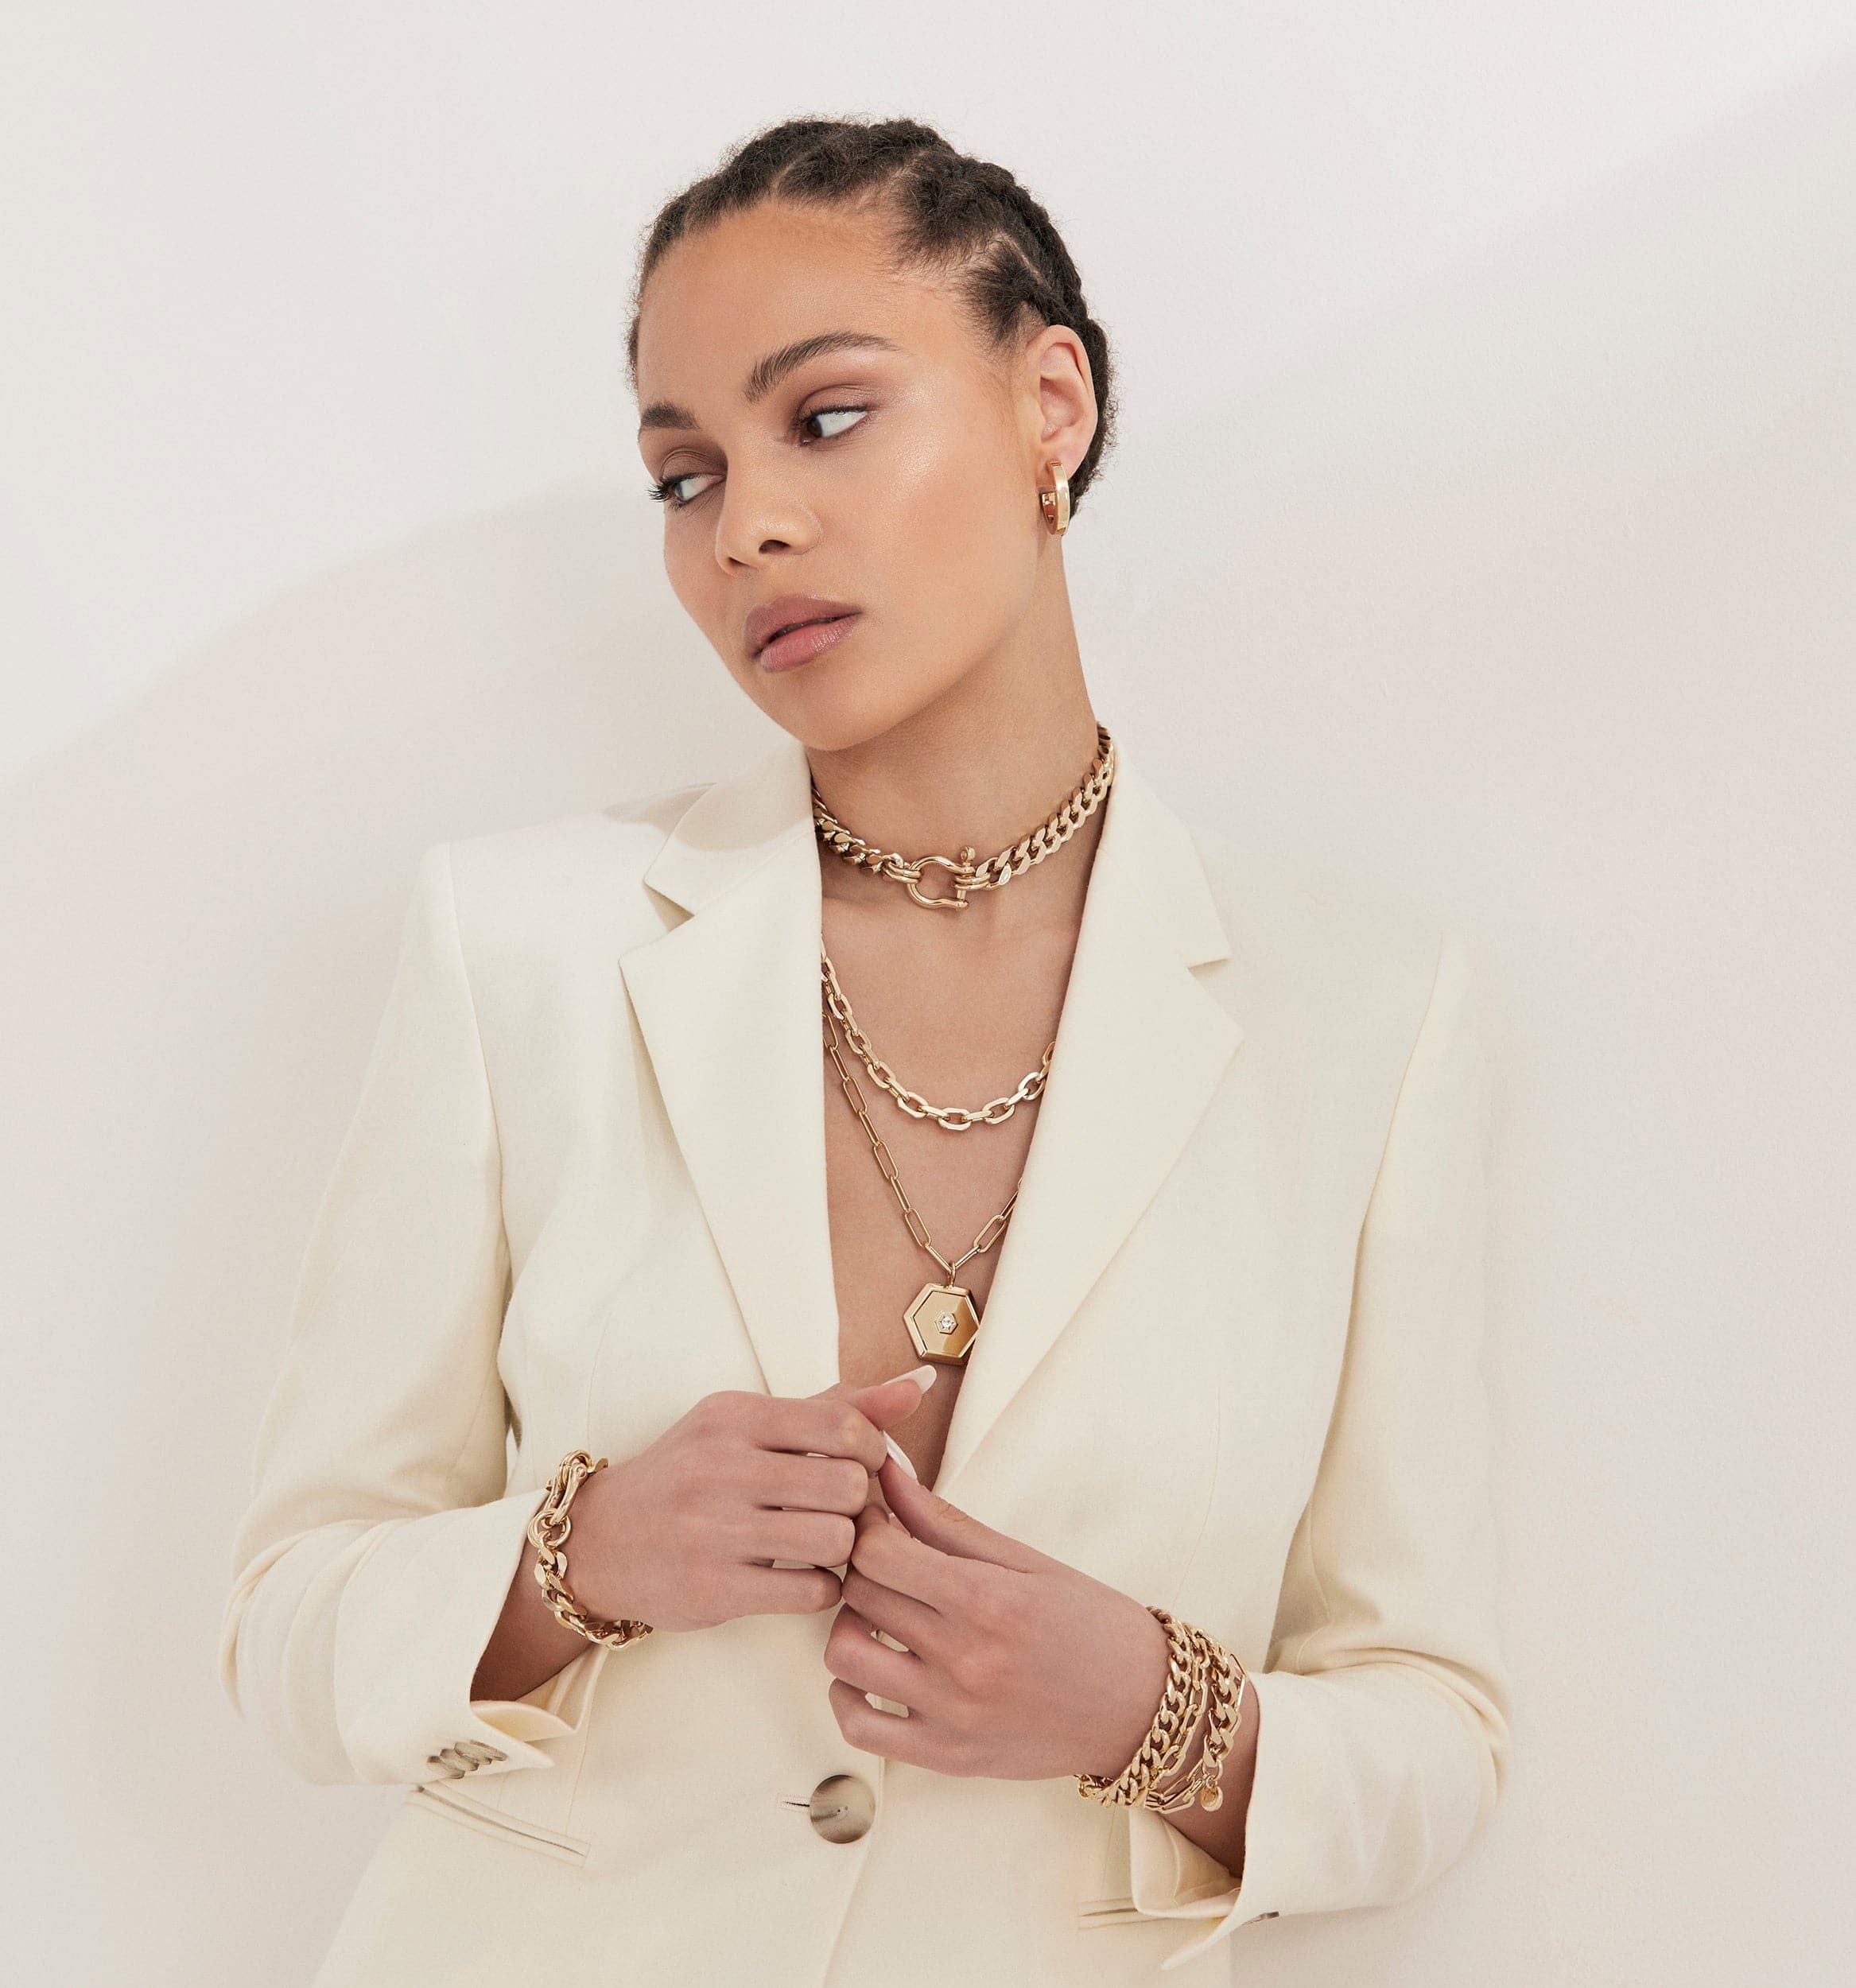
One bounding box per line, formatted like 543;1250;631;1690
663;538;758;692
872;425;1035;631
663;535;717;628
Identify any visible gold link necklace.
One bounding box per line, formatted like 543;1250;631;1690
820;945;1054;1131
814;723;1116;1361
812;721;1115;911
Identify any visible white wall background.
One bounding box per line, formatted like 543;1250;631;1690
2;4;1851;1982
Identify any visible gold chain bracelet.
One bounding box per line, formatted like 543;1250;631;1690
527;1449;655;1650
1074;1606;1248;1814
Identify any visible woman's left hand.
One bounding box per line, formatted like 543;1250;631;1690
825;1453;1171;1782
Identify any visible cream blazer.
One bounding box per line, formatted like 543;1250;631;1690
219;728;1512;1983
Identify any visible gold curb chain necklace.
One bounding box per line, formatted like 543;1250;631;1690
813;723;1116;1365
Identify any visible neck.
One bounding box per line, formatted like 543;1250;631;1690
806;674;1108;942
814;576;1108;822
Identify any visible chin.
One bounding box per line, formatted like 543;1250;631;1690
771;662;985;762
752;680;929;760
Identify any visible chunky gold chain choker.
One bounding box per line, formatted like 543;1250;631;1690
810;722;1115;911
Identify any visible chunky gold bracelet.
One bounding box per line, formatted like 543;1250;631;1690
1074;1606;1248;1813
1078;1609;1206;1805
527;1449;654;1651
1148;1622;1248;1814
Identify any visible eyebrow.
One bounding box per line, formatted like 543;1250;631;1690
637;330;906;437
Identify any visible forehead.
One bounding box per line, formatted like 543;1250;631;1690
634;200;966;410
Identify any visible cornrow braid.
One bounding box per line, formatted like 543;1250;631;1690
625;115;1118;512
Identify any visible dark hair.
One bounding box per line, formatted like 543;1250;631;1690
625;115;1118;512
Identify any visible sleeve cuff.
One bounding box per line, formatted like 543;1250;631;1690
468;1635;611;1748
333;1481;608;1784
1120;1666;1297;1968
1134;1660;1493;1969
1128;1804;1245;1916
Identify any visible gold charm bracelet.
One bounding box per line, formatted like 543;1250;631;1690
528;1449;654;1650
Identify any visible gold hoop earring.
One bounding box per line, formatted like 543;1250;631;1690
1039;459;1072;537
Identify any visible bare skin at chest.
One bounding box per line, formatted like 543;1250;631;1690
821;884;1085;1496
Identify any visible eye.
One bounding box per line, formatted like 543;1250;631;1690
799;403;869;441
645;404;870;511
646;469;715;510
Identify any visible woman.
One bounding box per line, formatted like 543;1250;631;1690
219;115;1512;1983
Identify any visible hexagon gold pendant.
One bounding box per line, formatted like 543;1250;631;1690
904;1282;980;1362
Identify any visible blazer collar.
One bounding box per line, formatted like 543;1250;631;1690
619;728;1244;1505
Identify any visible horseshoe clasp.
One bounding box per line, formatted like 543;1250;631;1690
902;851;977;911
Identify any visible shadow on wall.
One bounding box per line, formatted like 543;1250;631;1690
0;486;760;1972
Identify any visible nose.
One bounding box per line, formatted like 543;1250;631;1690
713;460;813;570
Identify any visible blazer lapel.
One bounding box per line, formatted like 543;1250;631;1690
616;728;1245;1505
931;747;1244;1501
619;736;841;1412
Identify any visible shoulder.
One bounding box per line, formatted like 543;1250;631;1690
421;772;716;963
1181;817;1466;1068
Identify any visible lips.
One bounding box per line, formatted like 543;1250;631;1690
745;593;860;658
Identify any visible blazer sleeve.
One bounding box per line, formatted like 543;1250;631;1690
1124;927;1514;1970
216;842;611;1787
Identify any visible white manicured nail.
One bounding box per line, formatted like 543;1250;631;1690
904;1363;938;1392
884;1433;919;1479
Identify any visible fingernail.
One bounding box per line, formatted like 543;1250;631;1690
898;1363;938;1392
884;1433;919;1479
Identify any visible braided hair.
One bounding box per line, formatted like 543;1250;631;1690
625;115;1118;513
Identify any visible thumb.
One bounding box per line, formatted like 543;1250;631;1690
818;1363;940;1439
878;1448;1043;1571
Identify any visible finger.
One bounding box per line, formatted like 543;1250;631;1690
839;1539;948;1663
764;1366;938;1473
824;1365;940;1438
824;1601;934;1706
750;1447;872;1517
878;1453;1046;1572
744;1505;859;1571
826;1675;943;1770
844;1484;977;1613
732;1563;844;1617
755;1392;891;1474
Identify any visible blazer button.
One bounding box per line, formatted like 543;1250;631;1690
806;1773;876;1843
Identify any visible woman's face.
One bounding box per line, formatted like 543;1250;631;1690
633;199;1091;751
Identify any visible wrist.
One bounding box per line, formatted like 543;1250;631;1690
1074;1598;1173;1782
530;1450;654;1649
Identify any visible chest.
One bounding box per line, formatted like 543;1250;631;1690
821;911;1077;1494
489;864;1395;1615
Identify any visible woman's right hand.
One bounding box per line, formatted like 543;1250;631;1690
562;1369;935;1634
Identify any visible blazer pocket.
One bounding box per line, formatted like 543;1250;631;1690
1077;1893;1144;1928
404;1781;593;1866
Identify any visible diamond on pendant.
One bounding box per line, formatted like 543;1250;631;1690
937;1312;957;1336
